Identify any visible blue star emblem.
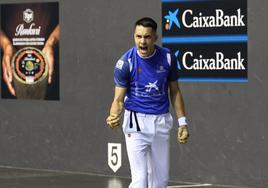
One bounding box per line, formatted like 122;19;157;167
175;50;181;70
164;9;181;30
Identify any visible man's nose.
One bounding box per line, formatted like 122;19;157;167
140;37;146;44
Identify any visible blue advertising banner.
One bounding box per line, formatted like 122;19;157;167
162;0;247;82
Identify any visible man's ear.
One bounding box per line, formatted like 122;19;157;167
155;34;158;42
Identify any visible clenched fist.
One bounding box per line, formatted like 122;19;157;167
106;114;120;129
178;126;189;144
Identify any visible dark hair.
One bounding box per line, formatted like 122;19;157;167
135;17;157;32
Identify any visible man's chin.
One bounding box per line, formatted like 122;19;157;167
138;50;149;57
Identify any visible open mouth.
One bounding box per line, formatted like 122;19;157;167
140;46;148;50
139;46;148;54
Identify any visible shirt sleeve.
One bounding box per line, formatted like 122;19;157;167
114;59;130;87
168;54;179;82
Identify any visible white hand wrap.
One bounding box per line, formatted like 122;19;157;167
178;116;187;127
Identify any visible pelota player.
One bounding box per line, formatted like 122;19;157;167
106;17;189;188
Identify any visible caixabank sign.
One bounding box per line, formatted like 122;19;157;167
162;0;247;82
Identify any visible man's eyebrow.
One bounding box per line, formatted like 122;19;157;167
135;34;151;37
144;34;151;38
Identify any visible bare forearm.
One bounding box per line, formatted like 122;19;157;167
169;82;189;143
110;99;124;116
170;90;186;118
169;81;186;118
0;32;11;49
109;87;127;116
106;87;126;129
45;25;60;47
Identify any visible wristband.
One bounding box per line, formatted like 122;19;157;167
178;116;187;127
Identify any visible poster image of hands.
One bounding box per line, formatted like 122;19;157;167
0;2;59;100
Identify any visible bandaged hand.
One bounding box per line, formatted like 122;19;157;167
178;126;189;144
106;114;120;129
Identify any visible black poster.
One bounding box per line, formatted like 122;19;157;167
0;2;60;100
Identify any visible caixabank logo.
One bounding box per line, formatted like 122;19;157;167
162;0;247;82
164;9;181;30
164;8;245;31
170;43;247;81
181;51;245;70
162;0;247;36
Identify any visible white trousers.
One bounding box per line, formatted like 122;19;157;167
122;110;173;188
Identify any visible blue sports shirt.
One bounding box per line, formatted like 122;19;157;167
114;45;178;114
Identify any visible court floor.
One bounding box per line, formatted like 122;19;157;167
0;166;248;188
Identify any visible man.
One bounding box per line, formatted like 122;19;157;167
106;17;189;188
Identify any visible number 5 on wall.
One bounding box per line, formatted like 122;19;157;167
108;143;122;173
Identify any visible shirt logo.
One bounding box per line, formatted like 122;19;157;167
115;60;124;70
145;80;159;92
156;65;166;73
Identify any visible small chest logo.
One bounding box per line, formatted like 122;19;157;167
156;65;166;73
145;80;159;92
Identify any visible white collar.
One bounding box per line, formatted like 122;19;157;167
137;49;156;59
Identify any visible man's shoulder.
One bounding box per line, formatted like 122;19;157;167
115;47;136;71
120;47;136;61
156;45;171;55
155;45;173;67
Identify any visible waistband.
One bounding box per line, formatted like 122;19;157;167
124;109;170;118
